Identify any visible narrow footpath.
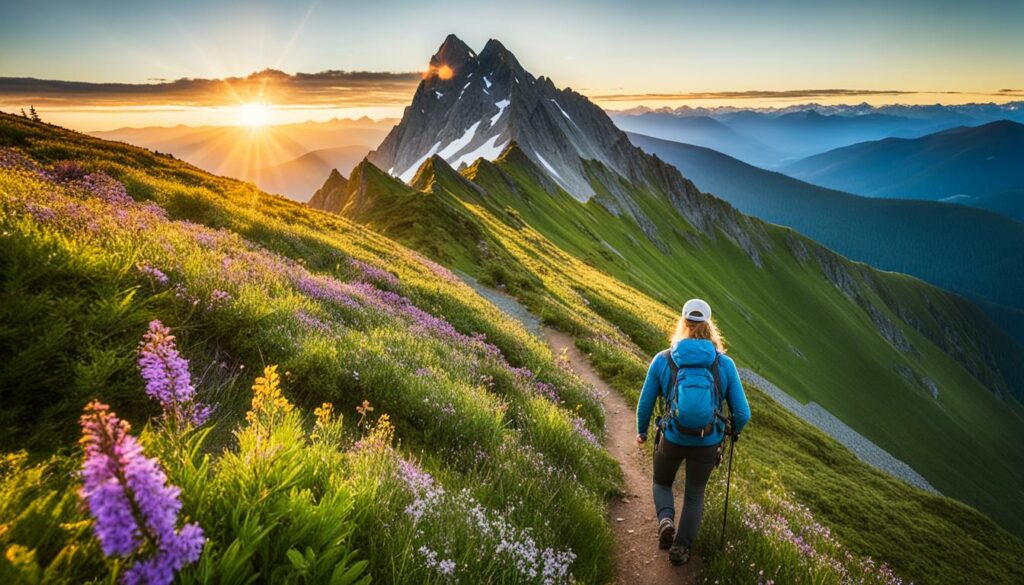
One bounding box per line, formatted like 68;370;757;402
460;277;701;583
544;329;701;585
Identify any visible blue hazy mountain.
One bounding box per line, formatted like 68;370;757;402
781;120;1024;222
608;113;788;167
627;131;1024;342
611;102;1024;167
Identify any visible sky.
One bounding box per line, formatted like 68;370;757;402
1;0;1022;130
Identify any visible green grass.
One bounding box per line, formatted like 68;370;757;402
314;142;1024;582
453;146;1024;537
2;112;1023;584
0;112;618;584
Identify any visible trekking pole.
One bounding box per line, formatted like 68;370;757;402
719;433;736;550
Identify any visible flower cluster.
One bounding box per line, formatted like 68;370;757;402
352;413;394;452
295;308;333;334
138;320;211;428
740;490;908;584
349;257;400;288
245;365;293;442
418;545;457;577
79;401;204;585
311;402;344;445
570;416;599;447
136;263;170;287
207;289;231;308
395;457;576;584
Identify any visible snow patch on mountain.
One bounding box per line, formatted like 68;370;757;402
549;99;573;122
438;121;482;159
534;150;562;181
399;141;442;182
451;135;509;170
490;99;511;126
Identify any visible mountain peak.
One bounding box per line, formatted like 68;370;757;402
307;167;349;210
479;38;514;62
368;36;665;207
429;34;476;72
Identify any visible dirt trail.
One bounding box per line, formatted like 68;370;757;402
544;329;701;585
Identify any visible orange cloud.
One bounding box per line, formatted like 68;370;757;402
0;70;422;109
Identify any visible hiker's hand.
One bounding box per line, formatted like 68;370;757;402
635;434;646;444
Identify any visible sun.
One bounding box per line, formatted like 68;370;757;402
235;103;272;128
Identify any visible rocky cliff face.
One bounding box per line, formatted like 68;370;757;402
365;34;768;262
307;168;348;211
368;34;655;200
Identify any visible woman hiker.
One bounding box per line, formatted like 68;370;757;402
635;298;751;565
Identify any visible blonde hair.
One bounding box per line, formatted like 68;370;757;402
671;317;727;352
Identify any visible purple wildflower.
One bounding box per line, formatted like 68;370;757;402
79;172;132;205
534;382;559;402
79;401;205;585
173;284;198;306
138;320;211;427
438;558;456;575
509;366;534;380
25;202;58;223
48;160;90;182
295;274;362;310
295;309;333;333
349;257;400;288
570;416;599;447
414;367;432;377
398;458;437;493
137;263;170;287
207;289;231;308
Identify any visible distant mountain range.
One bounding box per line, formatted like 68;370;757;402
781;120;1024;222
628;131;1024;337
91;118;393;199
611;102;1024;167
259;144;371;199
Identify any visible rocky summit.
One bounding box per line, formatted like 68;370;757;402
369;34;658;200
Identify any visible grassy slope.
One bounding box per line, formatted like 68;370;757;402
0;113;620;583
3;115;1022;583
626;132;1024;328
324;145;1024;571
475;149;1024;528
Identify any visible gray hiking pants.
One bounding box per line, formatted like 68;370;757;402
652;437;718;548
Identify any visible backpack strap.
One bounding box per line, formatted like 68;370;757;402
660;349;678;391
657;349;677;434
710;353;731;433
710;353;723;407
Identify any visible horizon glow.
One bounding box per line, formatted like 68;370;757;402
1;0;1021;131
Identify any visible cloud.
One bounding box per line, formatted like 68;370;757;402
586;89;921;102
0;69;422;108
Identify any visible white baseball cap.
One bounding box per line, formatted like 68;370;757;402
682;298;711;322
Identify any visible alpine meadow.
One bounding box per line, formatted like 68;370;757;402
1;3;1023;585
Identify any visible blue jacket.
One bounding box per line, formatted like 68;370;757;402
636;339;751;447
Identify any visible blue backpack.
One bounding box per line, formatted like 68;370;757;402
658;349;725;439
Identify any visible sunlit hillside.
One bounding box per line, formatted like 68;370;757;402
4;111;1024;585
90;117;394;200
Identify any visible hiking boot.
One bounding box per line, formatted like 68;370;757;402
658;518;675;550
668;545;690;566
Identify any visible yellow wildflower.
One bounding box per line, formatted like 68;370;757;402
246;365;293;439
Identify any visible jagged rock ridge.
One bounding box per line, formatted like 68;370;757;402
366;34;769;261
